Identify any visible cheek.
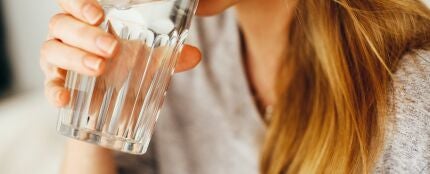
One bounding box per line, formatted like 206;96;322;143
196;0;240;16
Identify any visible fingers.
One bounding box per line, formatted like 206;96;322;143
41;39;106;76
41;43;201;108
175;45;202;72
49;14;119;58
45;78;70;107
56;0;103;25
40;58;67;80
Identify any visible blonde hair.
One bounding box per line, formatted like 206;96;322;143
261;0;430;173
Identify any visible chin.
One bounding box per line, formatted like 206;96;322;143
196;0;239;16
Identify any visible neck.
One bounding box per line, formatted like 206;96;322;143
235;1;295;57
235;0;296;106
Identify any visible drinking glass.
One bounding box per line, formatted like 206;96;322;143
57;0;199;154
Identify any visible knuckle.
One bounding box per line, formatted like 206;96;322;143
48;13;68;35
75;24;93;38
44;80;53;98
40;39;58;60
48;14;61;32
39;48;54;77
45;90;57;106
79;52;91;65
40;41;51;59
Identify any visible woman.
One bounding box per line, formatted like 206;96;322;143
40;0;430;173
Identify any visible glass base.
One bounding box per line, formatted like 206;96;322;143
57;124;148;155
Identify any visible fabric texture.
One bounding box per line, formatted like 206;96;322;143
116;9;430;174
374;50;430;173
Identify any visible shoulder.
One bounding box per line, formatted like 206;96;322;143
376;50;430;173
390;50;430;133
393;49;430;87
392;49;430;115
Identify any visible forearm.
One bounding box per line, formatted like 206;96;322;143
61;140;117;174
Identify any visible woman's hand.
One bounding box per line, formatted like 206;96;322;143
40;0;202;108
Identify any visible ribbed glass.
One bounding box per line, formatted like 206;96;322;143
57;0;198;154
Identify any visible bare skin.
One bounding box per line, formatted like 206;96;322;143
236;0;296;107
40;0;295;173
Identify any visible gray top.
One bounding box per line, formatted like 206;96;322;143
116;10;430;174
375;49;430;173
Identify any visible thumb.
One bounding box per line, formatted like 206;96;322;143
175;45;202;73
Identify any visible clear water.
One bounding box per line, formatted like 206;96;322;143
57;0;197;154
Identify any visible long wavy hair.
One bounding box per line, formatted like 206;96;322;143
261;0;430;173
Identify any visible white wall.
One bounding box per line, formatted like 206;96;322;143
3;0;59;92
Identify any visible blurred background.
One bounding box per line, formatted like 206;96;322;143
0;0;64;174
0;0;429;174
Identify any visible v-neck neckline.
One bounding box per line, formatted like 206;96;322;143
227;10;269;127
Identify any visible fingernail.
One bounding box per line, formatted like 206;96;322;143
96;35;118;55
83;57;103;71
83;4;103;24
